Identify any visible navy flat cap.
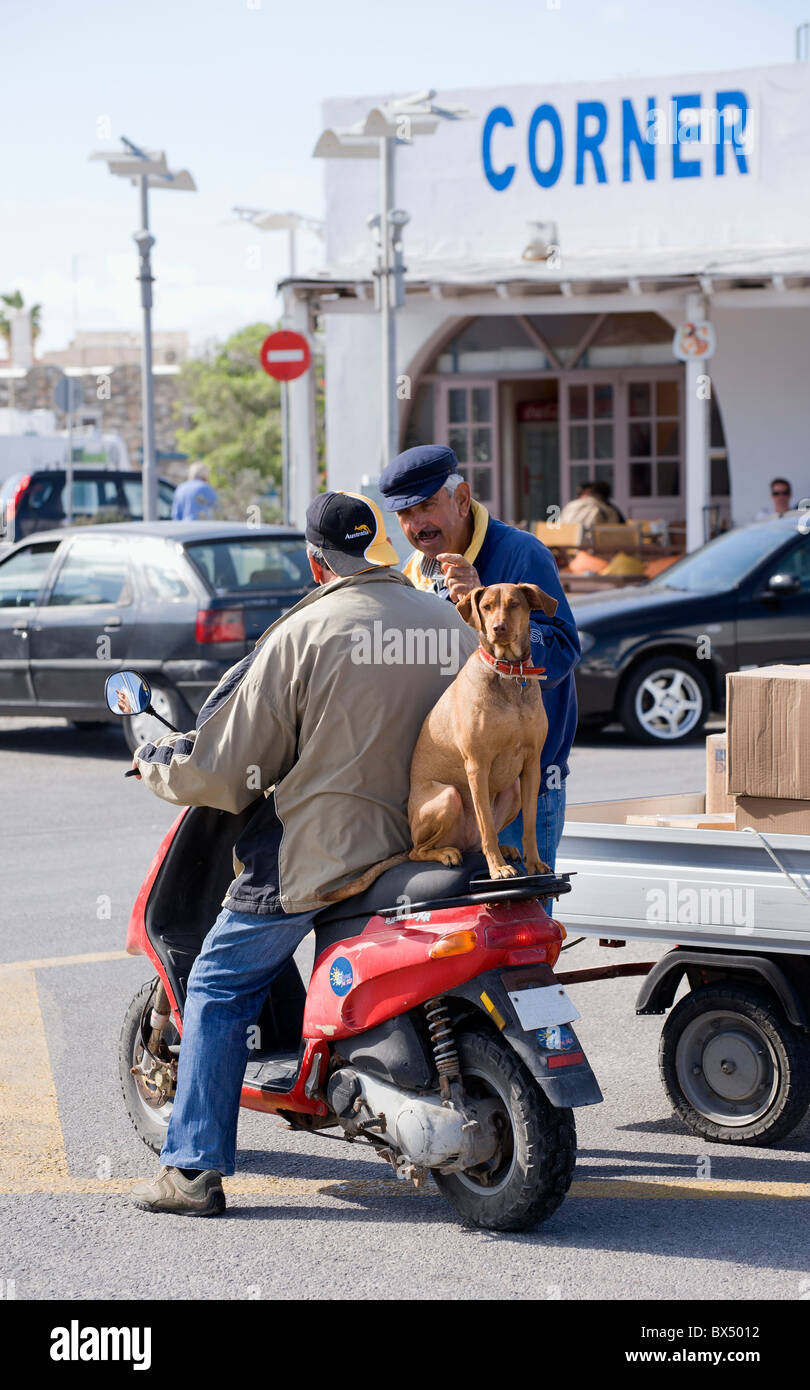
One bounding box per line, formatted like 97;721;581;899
378;444;460;511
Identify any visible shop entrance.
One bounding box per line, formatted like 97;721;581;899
512;368;683;527
516;382;559;524
407;312;729;529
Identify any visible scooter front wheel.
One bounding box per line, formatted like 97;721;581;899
119;978;178;1154
432;1029;576;1232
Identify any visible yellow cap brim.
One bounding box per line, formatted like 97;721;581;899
341;490;400;568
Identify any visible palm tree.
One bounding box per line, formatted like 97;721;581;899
0;290;42;355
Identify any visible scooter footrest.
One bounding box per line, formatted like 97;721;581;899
243;1053;300;1090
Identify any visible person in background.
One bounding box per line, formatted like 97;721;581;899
589;479;625;524
171;461;218;521
378;444;580;876
755;479;793;521
559;481;617;529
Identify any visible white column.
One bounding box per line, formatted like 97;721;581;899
684;291;711;553
379;135;398;469
284;288;318;530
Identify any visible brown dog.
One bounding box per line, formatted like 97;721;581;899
320;580;558;902
408;582;557;880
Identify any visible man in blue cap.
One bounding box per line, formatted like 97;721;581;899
379;444;580;870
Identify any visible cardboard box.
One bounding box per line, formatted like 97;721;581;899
726;666;810;800
705;732;734;814
734;797;810;836
626;813;736;830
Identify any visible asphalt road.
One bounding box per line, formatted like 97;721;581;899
1;713;808;1303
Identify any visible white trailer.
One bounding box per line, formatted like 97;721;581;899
556;794;810;1146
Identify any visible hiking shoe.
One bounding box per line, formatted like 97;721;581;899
130;1166;226;1216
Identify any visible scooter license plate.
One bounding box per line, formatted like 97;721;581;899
507;984;580;1031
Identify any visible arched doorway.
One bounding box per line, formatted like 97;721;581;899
402;311;730;531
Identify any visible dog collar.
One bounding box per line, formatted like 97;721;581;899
477;647;546;681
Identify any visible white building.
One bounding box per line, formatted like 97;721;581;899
283;62;810;543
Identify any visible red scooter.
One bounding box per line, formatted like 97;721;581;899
110;671;602;1232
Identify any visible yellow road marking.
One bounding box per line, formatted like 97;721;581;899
0;969;70;1186
0;952;808;1204
0;1175;808;1200
0;950;131;974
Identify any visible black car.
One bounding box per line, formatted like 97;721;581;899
0;521;314;751
572;514;810;743
0;467;177;543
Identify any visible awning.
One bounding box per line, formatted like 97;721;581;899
280;240;810;302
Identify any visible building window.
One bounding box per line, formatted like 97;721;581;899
437;381;498;504
627;378;680;500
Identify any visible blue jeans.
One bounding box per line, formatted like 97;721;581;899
498;783;567;871
161;907;318;1176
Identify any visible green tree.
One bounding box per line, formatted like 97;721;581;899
175;322;282;520
0;290;42;352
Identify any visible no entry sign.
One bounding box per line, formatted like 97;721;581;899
260;330;311;381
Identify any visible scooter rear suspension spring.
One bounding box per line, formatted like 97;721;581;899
424;997;459;1082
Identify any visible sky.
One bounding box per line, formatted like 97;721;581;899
3;0;809;355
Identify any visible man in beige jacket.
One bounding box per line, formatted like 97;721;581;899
130;490;476;1216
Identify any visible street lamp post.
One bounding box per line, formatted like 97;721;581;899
90;139;196;520
314;91;470;473
232;208;324;523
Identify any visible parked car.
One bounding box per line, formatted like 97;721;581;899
572;513;810;743
0;521;314;751
0;467;177;544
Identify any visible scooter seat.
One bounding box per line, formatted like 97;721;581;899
314;850;490;927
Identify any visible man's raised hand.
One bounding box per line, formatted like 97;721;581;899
436;553;480;604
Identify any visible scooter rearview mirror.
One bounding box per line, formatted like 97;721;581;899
105;670;152;717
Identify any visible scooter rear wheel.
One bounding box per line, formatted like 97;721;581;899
120;978;178;1154
432;1028;576;1232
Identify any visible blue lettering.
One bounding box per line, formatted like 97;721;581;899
621;96;656;182
528;103;564;188
576;101;608;185
672;93;701;179
482;106;516;191
715;89;749;175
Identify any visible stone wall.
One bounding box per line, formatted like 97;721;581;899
0;364;187;467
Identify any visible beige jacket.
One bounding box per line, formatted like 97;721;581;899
135;568;477;912
558;496;622;528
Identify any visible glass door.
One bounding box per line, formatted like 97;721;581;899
561;378;619;508
626;377;682;520
437;380;499;511
559;369;684;522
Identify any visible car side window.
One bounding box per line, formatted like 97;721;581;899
47;541;133;607
23;476;63;518
0;543;60;608
774;539;810;590
158;482;175;519
138;544;192;601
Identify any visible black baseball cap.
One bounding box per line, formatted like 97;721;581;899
305;490;400;577
378;444;460;511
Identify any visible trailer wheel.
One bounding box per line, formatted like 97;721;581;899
659;983;810;1146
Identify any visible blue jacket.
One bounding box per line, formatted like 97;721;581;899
404;508;580;789
171;479;217;521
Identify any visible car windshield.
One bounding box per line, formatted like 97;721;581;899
648;524;796;594
184;537;312;592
